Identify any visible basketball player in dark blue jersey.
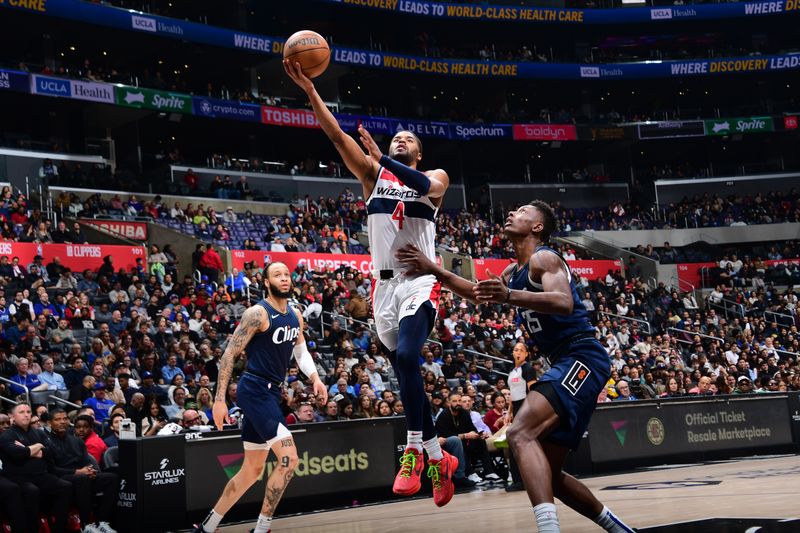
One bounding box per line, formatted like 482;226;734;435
397;201;634;533
194;262;327;533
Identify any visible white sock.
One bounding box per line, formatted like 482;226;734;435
406;430;423;452
253;513;273;533
594;505;635;533
201;509;223;532
533;503;560;533
423;436;444;461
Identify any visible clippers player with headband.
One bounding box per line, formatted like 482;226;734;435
194;262;327;533
284;59;459;507
397;202;634;533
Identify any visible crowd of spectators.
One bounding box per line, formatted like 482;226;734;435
1;180;799;514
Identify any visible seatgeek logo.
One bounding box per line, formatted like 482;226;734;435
143;457;185;486
131;15;157;32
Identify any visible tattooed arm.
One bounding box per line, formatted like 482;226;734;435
212;305;267;429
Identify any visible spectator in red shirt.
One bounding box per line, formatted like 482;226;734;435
73;414;107;465
184;169;198;192
199;245;223;282
482;391;508;433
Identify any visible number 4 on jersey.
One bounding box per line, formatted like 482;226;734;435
392;201;405;230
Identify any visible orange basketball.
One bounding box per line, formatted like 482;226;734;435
283;30;331;79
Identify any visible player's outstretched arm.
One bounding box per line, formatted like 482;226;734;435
212;305;267;429
474;251;573;315
396;244;479;303
283;59;377;184
291;309;328;404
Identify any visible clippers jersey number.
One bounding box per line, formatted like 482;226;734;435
391;201;405;230
521;309;543;334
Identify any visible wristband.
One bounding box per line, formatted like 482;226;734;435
505;287;512;302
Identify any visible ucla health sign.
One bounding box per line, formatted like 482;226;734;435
70;80;115;103
192;97;261;122
31;75;71;97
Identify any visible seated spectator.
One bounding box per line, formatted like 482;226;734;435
46;408;118;532
73;414;108;466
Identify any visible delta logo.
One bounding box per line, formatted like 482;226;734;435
611;420;628;446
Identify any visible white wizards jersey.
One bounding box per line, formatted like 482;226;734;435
366;166;438;271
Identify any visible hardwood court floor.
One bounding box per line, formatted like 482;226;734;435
219;454;800;532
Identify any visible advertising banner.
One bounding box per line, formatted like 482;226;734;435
231;250;375;275
0;68;31;93
473;258;620;281
589;396;794;464
192;96;261;122
69;79;115;103
30;74;71;98
637;120;706;139
79;219;148;241
6;0;800;80
319;0;800;25
184;420;396;511
704;116;774;136
512;123;578;141
114;85;192;114
0;242;146;271
783;115;798;130
117;436;186;532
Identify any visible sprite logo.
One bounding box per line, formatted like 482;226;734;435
611;420;628;446
705;116;773;135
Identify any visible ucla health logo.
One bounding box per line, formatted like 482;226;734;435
650;8;672;20
34;76;71;97
131;15;157;32
579;66;600;78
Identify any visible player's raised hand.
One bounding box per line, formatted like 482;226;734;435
283;59;314;94
212;399;231;431
474;269;509;303
313;378;328;405
396;244;436;275
358;125;383;163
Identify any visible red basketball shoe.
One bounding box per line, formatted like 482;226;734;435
393;448;424;496
427;451;458;507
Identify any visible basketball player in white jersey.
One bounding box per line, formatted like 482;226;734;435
285;59;458;507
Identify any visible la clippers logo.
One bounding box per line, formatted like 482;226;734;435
562;361;591;396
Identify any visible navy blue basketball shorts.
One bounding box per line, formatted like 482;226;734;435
237;373;292;450
531;338;610;450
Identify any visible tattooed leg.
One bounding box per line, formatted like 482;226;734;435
261;438;299;517
212;448;269;516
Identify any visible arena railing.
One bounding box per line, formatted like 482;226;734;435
707;297;745;320
666;327;724;346
0;377;28;406
764;310;795;329
599;311;651;336
775;348;800;362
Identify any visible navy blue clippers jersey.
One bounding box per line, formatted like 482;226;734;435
245;300;300;383
508;246;594;353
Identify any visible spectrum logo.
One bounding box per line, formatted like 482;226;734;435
611;420;628;446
